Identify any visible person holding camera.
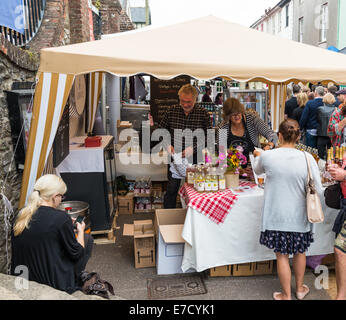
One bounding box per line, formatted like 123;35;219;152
11;174;94;294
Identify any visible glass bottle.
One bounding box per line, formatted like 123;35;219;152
204;168;212;192
186;164;195;186
195;167;205;193
211;168;219;192
218;168;226;191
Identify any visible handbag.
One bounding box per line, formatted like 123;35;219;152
324;182;342;209
303;152;324;223
80;271;114;299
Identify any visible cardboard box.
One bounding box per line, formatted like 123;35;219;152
232;263;254;276
209;265;232;277
155;208;189;275
123;220;156;268
253;260;274;275
118;192;134;215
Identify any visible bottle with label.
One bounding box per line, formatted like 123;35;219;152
195;167;205;193
204;168;212;192
210;168;219;192
186;164;195;186
218;168;226;191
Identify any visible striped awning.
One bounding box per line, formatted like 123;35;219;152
19;71;103;208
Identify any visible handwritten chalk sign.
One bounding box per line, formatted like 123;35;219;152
150;75;191;124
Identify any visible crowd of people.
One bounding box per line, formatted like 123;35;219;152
9;83;345;301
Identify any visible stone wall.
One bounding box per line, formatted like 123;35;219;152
0;0;132;275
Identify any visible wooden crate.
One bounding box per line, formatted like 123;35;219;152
232;263;254;276
90;213;117;245
253;260;274;275
209;265;232;277
321;254;335;266
118;192;134;215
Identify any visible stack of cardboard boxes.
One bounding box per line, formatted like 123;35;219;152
122;207;274;276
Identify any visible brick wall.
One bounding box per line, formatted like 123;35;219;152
69;0;91;44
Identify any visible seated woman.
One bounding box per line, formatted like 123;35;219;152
216;98;278;163
11;174;94;294
252;119;323;300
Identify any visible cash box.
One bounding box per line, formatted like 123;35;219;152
85;136;102;147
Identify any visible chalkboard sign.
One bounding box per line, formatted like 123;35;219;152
53;104;69;167
150;75;191;124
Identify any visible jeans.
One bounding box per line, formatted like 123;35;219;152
163;166;182;209
305;132;317;148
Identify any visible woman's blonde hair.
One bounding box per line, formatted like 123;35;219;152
13;174;67;236
296;92;308;108
323;92;336;105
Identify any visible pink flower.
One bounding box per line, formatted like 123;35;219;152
236;145;244;153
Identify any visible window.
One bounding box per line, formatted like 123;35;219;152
320;3;328;42
298;17;304;42
272;16;276;34
285;4;289;27
278;11;282;32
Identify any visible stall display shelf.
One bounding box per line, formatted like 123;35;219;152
134;209;155;214
134;190;152;197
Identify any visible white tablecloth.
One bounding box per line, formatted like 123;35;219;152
181;187;339;272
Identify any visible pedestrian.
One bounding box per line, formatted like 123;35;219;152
316;93;335;159
11;174;94;294
327;164;346;300
285;84;301;119
155;84;212;208
335;89;346;109
328;85;341;108
327;92;346;148
299;86;325;148
214;93;223;105
253;119;322;300
292;92;308;123
202;87;212;103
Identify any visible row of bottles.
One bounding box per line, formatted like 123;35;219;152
326;146;346;168
295;143;319;162
186;164;226;193
134;177;152;194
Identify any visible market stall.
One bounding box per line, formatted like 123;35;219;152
17;16;346;275
180;184;338;272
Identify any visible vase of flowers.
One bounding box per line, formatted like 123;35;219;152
217;146;247;189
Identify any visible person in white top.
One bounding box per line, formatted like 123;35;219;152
253;119;323;300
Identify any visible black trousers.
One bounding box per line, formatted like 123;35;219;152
164;166;182;209
74;233;94;279
317;136;332;160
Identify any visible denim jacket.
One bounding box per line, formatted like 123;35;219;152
317;103;335;137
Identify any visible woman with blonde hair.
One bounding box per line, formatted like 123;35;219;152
292;92;308;123
11;174;93;293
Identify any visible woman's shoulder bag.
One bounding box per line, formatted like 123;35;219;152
304;152;324;223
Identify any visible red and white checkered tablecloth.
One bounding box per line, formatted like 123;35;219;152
238;181;257;188
178;183;239;224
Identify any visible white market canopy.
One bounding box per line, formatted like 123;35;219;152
39;15;346;83
20;15;346;207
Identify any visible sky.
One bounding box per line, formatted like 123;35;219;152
149;0;280;27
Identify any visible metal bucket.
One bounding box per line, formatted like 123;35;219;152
58;201;91;230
